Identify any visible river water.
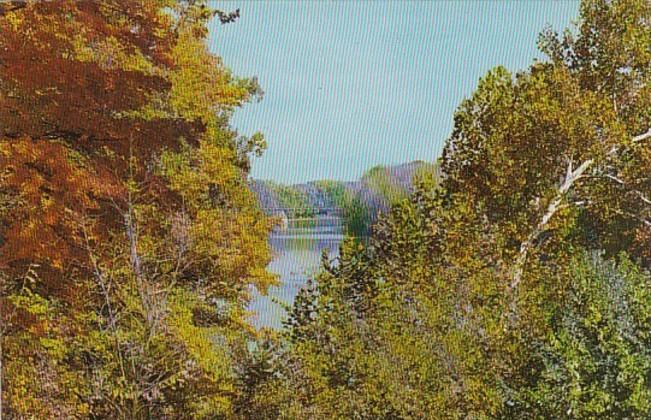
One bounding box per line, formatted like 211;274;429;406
248;218;345;329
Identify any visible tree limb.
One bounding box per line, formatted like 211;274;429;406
633;128;651;143
511;127;651;290
511;158;593;290
603;174;651;206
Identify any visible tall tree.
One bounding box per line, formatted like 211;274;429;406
0;1;273;417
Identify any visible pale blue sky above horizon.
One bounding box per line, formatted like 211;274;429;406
208;1;580;184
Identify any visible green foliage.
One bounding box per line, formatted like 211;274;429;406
261;181;315;217
412;161;441;185
511;252;651;418
362;165;408;205
314;180;372;236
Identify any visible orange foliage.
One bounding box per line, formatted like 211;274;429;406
0;138;122;299
0;0;200;300
0;2;272;415
0;0;201;155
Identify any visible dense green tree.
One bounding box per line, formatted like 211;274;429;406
510;252;651;418
313;181;373;236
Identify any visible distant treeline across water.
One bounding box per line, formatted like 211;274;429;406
251;160;440;235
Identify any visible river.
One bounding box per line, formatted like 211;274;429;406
248;217;345;329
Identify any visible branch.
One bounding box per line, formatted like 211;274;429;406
633;128;651;143
603;174;651;206
511;158;593;290
635;190;651;206
82;223;117;330
604;174;625;185
511;127;651;290
612;208;651;228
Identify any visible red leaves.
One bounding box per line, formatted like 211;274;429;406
0;1;214;304
0;3;205;295
0;138;122;299
0;0;190;155
0;29;162;140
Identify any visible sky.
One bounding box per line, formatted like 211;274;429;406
208;1;580;184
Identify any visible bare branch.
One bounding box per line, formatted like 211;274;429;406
81;220;118;331
512;127;651;291
633;128;651;143
511;158;593;289
603;173;651;206
604;174;625;185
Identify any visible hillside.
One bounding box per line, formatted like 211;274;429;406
250;160;440;234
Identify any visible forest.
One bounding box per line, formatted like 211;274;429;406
1;0;651;419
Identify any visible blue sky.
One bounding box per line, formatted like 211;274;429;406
208;1;580;184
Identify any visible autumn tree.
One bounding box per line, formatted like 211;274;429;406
262;0;651;418
0;1;273;417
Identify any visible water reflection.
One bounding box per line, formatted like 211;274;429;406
248;220;344;329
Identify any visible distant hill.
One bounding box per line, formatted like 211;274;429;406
250;160;440;235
